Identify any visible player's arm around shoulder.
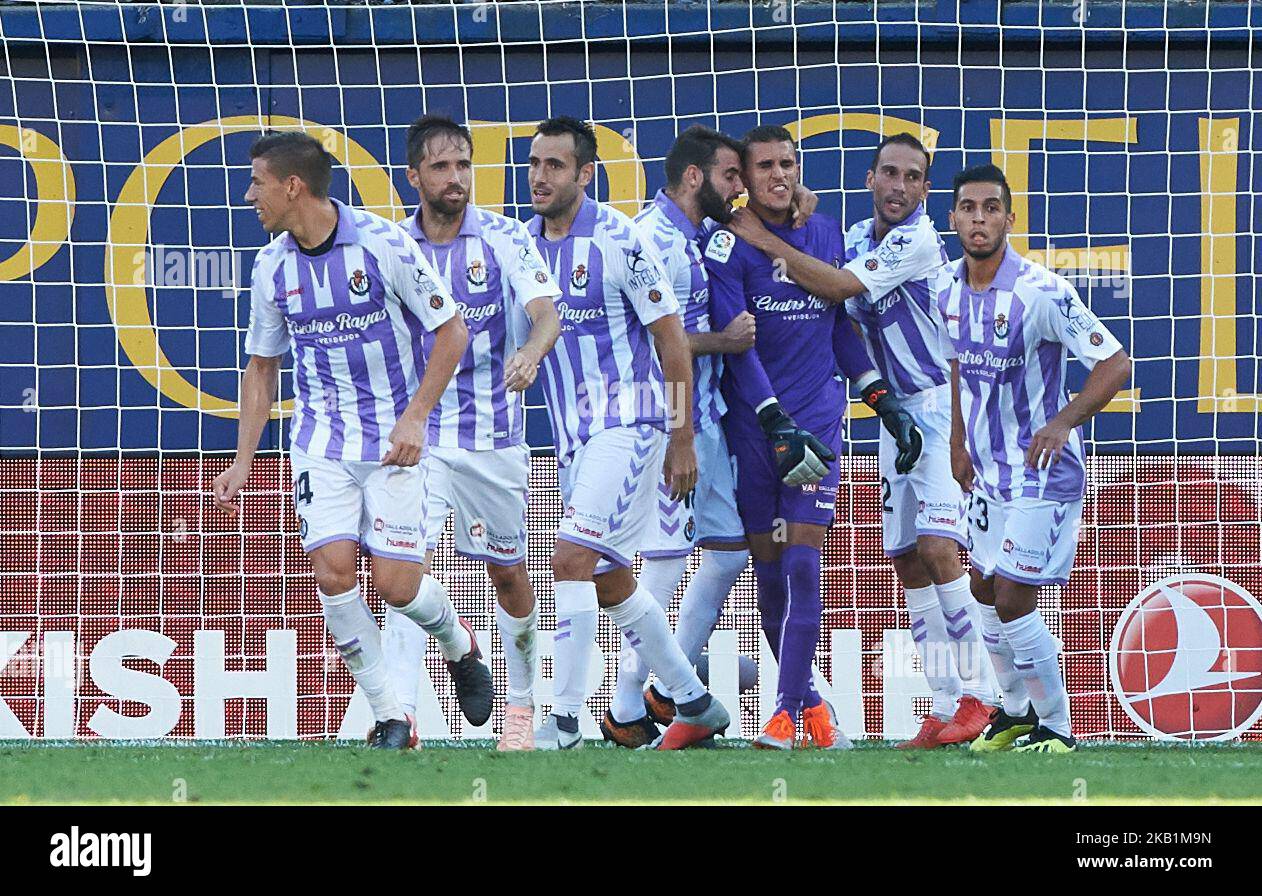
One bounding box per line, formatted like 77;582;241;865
1024;276;1131;471
844;214;943;304
728;207;866;303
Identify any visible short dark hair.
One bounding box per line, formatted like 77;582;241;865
664;125;743;189
406;114;473;168
534;116;598;168
952;163;1013;212
740;124;796;163
870;132;931;173
250;130;333;198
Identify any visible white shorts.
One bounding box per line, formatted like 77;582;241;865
968;493;1084;586
881;384;968;558
290;448;428;563
557;424;667;571
424;443;530;566
642;421;745;559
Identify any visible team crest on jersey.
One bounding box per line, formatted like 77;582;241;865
469;521;485;538
1090;332;1104;346
705;230;734;263
348;269;370;296
1002;538;1015;553
466;259;488;287
993;312;1010;339
535;271;548;283
429;294;444;310
570;264;589;290
648;289;662;304
865;257;879;271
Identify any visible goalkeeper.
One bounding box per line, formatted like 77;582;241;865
702;125;919;748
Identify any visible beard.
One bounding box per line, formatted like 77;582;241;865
427;191;467;218
963;233;1006;261
697;178;733;224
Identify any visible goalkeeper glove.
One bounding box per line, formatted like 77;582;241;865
757;400;836;487
861;378;923;474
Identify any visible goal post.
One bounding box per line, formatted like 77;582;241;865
0;0;1258;742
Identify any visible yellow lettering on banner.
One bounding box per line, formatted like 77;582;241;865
990;117;1141;415
467;121;537;215
592;123;647;218
789;114;940;419
105;115;402;418
989;117;1135;273
466;120;646;218
1198;117;1258;413
0;125;76;282
789;112;940;156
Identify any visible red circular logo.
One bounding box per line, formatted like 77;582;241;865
1110;574;1262;741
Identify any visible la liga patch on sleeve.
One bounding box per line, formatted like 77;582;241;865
705;230;735;263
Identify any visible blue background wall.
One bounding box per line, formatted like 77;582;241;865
1;1;1258;455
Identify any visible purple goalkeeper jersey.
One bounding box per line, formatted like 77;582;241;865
843;203;951;399
244;199;455;462
528;197;681;465
633;190;725;433
405;204;560;451
936;245;1124;503
703;212;866;435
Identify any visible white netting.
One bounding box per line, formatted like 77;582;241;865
0;0;1258;741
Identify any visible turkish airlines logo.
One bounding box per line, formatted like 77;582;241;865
1109;573;1262;741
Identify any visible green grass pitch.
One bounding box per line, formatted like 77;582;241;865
3;740;1261;805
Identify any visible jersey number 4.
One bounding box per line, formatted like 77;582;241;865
294;471;314;507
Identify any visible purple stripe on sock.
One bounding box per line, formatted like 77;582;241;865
556;618;572;630
982;633;1000;646
554;631;571;641
943;607;969;624
1013;660;1034;671
948;622;975;639
912;631;928;644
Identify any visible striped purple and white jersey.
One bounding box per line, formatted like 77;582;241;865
843;203;951;398
528;197;681;465
244;199;456;463
633;189;725;432
405;205;560;451
936;245;1123;503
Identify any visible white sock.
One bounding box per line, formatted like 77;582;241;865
1002;611;1071;737
319;585;403;723
657;548;747;700
605;583;706;706
496;603;537;708
936;574;998;704
393;574;471;662
552;580;598;718
978;603;1031;716
904;583;963;719
610;556;683;723
383;606;427;719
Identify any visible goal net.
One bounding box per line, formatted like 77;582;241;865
1;0;1258;742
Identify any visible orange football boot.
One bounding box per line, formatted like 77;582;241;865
896;715;948;750
753;710;796;750
936;695;996;745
